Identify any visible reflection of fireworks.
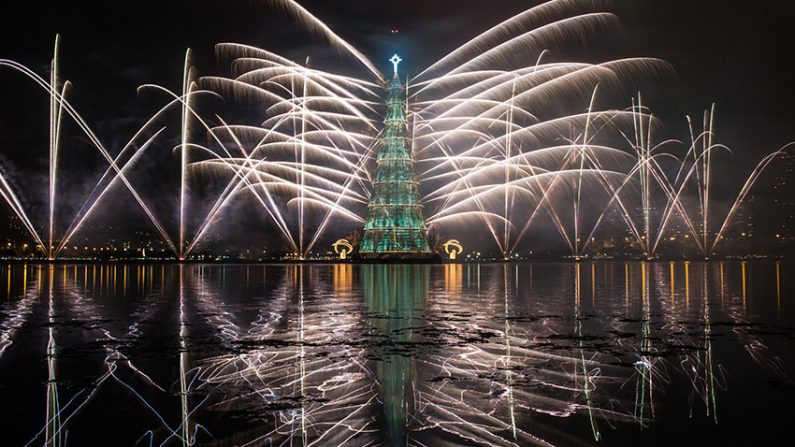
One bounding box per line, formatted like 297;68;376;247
197;266;381;446
0;262;792;445
408;264;635;446
20;267;183;446
0;267;38;359
415;339;631;445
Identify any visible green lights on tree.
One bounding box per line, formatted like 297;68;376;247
359;60;431;259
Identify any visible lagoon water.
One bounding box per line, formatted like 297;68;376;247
0;262;792;446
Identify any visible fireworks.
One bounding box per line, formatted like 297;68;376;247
0;0;791;260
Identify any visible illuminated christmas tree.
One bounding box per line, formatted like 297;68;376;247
359;55;431;259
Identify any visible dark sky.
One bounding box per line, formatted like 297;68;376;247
2;0;794;155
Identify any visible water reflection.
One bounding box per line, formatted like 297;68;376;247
363;265;427;446
0;262;792;446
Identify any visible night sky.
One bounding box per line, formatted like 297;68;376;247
2;1;793;153
0;0;793;247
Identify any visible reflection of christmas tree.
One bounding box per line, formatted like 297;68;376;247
360;59;431;259
361;264;428;445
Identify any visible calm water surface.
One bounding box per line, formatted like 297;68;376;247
0;262;792;446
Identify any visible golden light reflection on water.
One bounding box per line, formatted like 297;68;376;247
641;262;647;306
22;265;27;298
684;261;691;306
625;262;630;308
0;263;183;302
333;263;353;291
742;261;747;309
443;263;462;295
670;261;675;306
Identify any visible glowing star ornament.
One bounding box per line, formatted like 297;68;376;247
389;54;402;75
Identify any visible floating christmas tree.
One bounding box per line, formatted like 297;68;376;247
359;55;431;259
